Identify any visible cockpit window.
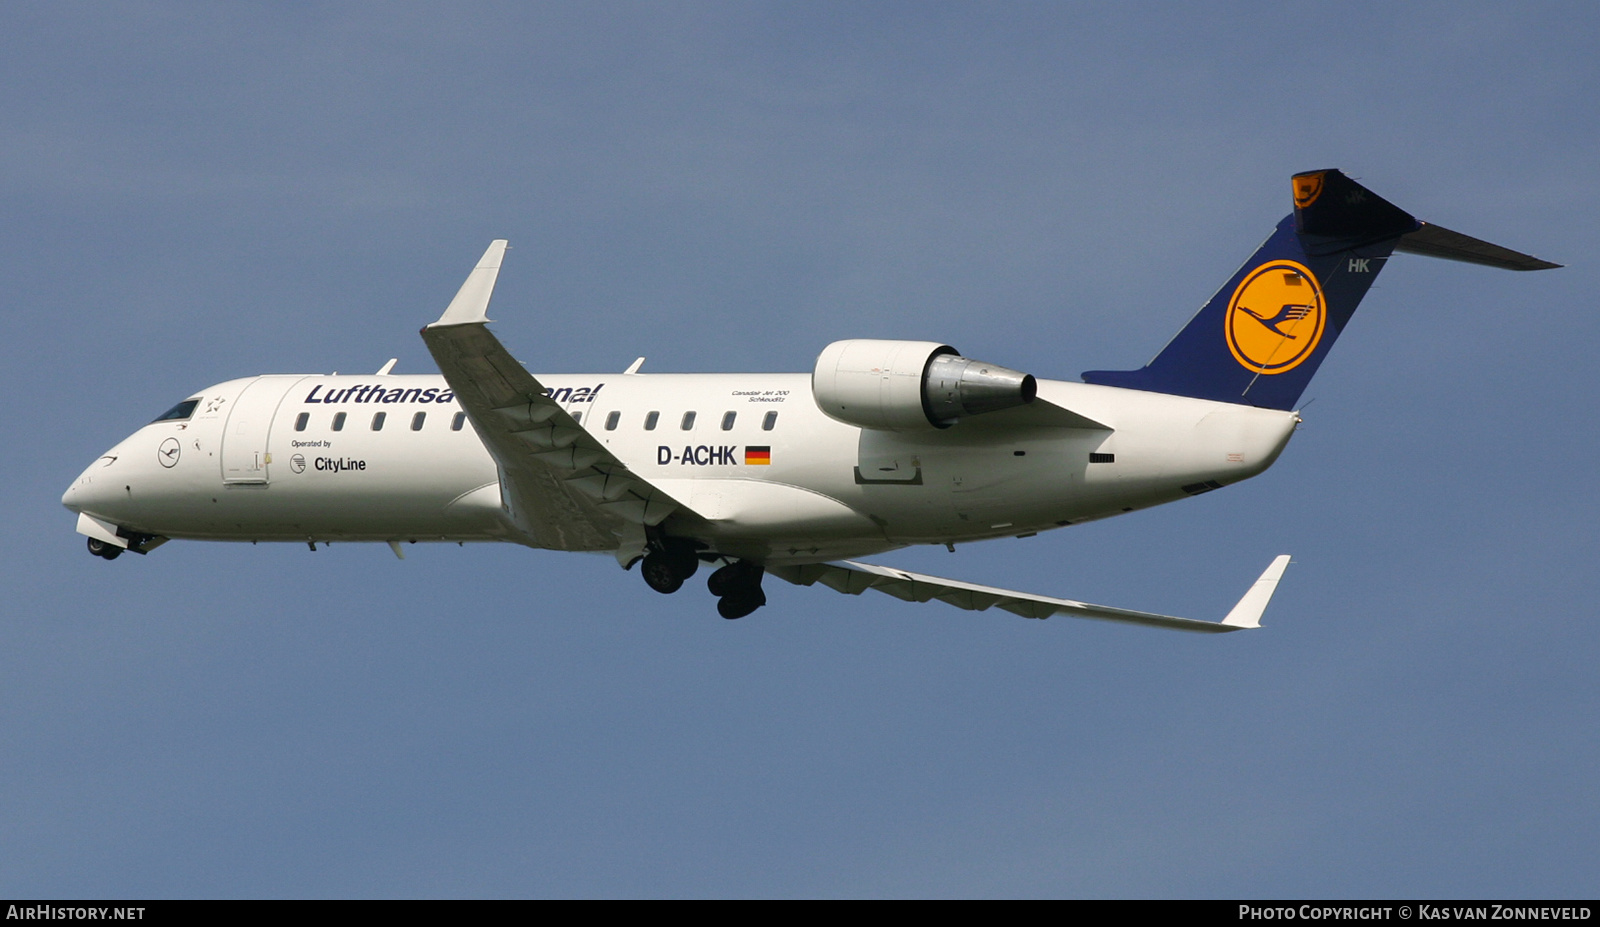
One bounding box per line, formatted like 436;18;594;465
152;399;199;423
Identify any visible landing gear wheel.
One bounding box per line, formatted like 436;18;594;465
709;560;767;618
666;549;699;582
707;560;759;597
641;553;686;594
717;589;766;620
641;539;700;594
86;537;121;561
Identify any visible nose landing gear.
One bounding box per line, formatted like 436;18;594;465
83;531;164;560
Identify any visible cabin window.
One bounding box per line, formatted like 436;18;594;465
451;411;467;431
411;411;426;431
644;411;659;431
721;411;736;431
151;399;199;423
681;411;696;431
763;411;778;431
372;412;386;431
605;411;620;431
570;411;582;425
294;412;309;432
332;412;346;432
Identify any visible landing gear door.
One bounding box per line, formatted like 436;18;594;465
221;376;307;484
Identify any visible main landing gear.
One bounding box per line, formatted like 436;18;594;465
636;538;767;619
707;560;766;620
641;540;700;594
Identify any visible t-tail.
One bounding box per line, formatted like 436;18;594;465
1082;169;1560;411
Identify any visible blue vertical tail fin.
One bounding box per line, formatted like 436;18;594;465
1082;170;1558;411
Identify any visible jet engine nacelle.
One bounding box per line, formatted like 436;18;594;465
811;339;1037;431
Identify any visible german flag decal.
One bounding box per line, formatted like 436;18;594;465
744;446;771;466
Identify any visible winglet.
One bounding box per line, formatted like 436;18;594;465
428;240;508;328
1221;555;1292;629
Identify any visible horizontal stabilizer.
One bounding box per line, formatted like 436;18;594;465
1395;222;1561;271
767;555;1292;633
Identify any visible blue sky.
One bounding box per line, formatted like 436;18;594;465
3;2;1596;897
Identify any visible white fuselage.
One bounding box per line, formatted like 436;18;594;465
63;371;1298;565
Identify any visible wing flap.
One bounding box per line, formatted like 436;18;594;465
767;556;1292;633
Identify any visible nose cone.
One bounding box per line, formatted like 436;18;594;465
63;451;122;515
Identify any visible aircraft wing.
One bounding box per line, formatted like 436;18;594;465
420;240;687;552
766;555;1292;633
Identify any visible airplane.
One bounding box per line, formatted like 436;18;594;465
62;169;1558;628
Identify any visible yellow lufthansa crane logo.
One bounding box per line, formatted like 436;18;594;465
1225;261;1326;375
1293;172;1325;208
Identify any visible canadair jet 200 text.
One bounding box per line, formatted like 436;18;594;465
63;171;1557;625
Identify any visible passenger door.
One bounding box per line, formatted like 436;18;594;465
220;376;307;484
